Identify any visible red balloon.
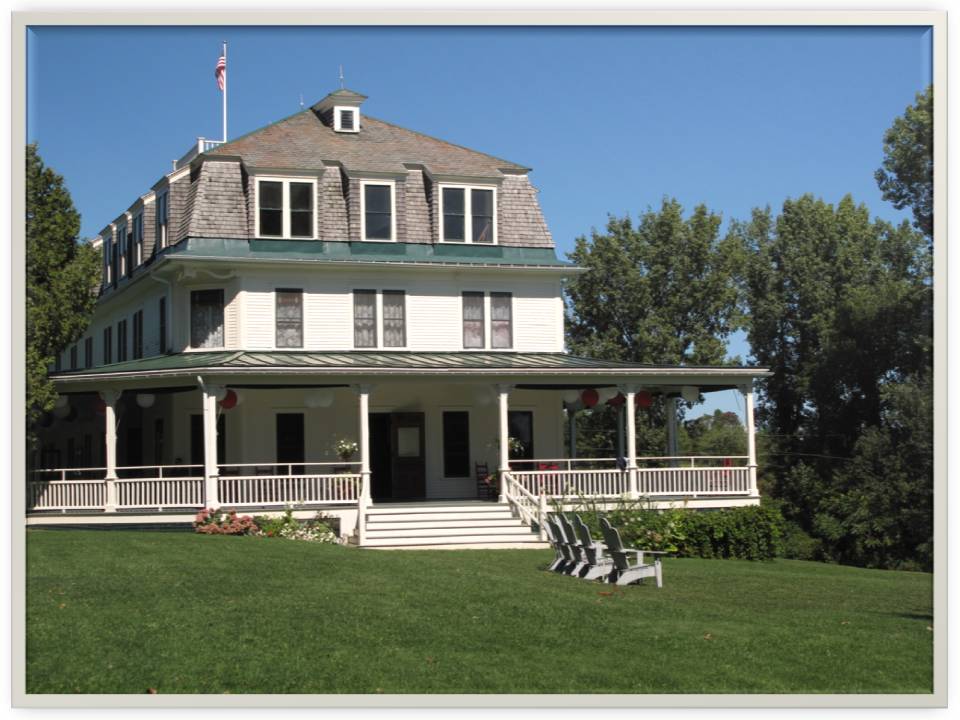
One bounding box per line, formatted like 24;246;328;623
581;388;599;408
219;389;238;410
607;393;625;407
636;391;653;408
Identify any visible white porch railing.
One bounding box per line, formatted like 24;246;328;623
27;478;107;511
217;462;361;507
509;456;753;499
501;471;547;540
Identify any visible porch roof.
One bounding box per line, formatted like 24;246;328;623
51;351;769;386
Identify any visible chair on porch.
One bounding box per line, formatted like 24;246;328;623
572;514;616;581
475;462;496;500
599;517;666;588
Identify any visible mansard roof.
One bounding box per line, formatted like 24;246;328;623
207;108;529;176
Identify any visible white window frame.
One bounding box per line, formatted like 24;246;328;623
359;180;397;242
439;183;498;245
352;288;408;350
334;106;360;133
156;189;169;249
102;233;112;286
116;221;128;277
254;176;318;240
460;291;514;350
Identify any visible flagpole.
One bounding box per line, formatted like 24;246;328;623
222;40;228;142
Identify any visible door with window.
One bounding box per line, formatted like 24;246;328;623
368;412;426;500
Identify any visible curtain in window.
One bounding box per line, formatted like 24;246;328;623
472;189;494;243
491;292;512;348
191;289;224;348
354;290;377;348
463;292;484;348
276;290;303;348
382;291;405;347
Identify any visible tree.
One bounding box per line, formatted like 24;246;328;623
26;143;100;442
565;199;744;456
875;86;933;239
734;193;931;568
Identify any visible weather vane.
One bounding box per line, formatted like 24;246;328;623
339;64;345;89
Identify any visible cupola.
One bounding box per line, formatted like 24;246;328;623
312;88;367;133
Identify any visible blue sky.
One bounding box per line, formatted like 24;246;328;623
26;25;932;418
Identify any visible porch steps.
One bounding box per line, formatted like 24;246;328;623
361;501;548;549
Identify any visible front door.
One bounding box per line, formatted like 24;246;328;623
369;412;426;500
391;412;426;499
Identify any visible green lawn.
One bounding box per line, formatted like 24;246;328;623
26;529;933;694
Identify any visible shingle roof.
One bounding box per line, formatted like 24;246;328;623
207;109;528;176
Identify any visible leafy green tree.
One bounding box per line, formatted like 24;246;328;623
565;199;745;456
875;86;933;239
680;410;746;457
735;193;931;568
26;143;100;442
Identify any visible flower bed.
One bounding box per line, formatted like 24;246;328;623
193;508;341;543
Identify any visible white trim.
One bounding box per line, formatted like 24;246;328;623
438;183;498;245
254;176;318;240
333;105;360;133
359;180;397;242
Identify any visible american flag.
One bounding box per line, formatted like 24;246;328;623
214;55;226;91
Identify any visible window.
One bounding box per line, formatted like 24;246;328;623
132;310;144;359
110;233;119;286
361;182;395;241
126;228;134;274
275;289;303;348
156;190;169;249
132;212;144;267
69;345;78;370
117;320;128;362
117;222;128;277
335;106;359;132
382;290;406;347
159;297;167;354
102;234;112;286
462;292;485;349
353;290;377;348
103;326;112;364
490;292;513;349
441;186;496;244
256;178;315;239
190;289;224;349
84;337;93;369
442;411;470;478
508;410;535;467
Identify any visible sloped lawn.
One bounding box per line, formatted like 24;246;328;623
26;529;933;694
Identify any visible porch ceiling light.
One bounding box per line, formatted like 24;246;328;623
597;387;618;403
561;390;580;404
681;386;700;404
305;389;333;408
53;402;71;418
136;393;156;409
53;395;69;410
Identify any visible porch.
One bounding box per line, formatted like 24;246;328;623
29;351;767;546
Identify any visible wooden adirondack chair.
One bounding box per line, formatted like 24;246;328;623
572;514;615;581
543;515;567;572
547;516;580;574
599;517;665;588
558;514;589;576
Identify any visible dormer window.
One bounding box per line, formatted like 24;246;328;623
335;106;359;133
440;185;496;244
132;211;144;267
156;189;169;249
117;221;128;277
256;177;316;239
361;181;396;241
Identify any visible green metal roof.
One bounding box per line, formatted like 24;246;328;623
165;238;576;269
51;350;767;380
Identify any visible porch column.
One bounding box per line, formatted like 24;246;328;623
742;383;759;496
623;387;638;499
357;384;372;509
201;383;221;509
497;384;511;503
99;389;121;512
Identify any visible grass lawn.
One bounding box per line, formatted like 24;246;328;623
26;528;933;695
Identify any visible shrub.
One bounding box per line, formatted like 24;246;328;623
193;508;258;535
252;508;339;543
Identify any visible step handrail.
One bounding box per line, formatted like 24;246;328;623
502;471;547;541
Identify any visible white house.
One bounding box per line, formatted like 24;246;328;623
29;88;768;547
